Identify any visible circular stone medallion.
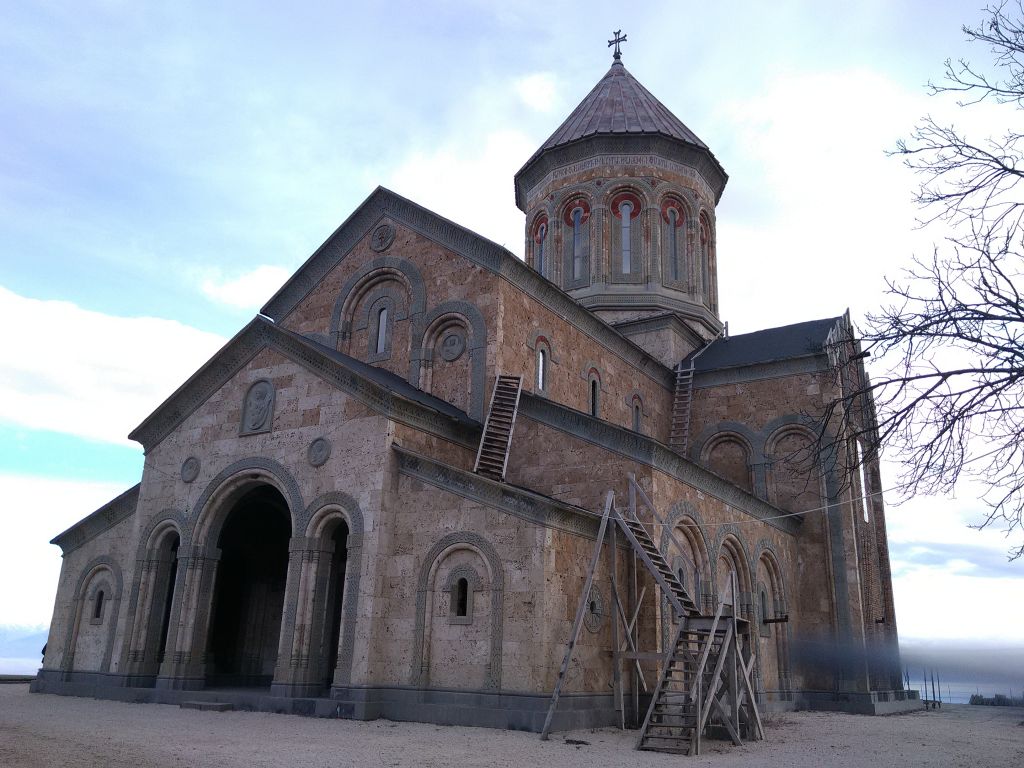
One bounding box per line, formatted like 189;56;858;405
307;437;332;467
583;585;605;633
181;457;201;484
440;331;466;362
370;223;396;252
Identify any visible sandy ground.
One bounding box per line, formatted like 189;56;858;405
1;685;1022;767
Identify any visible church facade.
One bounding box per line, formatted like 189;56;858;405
33;55;915;730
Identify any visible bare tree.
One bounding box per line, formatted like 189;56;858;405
832;2;1024;560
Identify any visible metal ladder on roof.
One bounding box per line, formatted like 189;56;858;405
669;361;695;454
473;374;523;481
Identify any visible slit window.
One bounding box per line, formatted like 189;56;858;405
536;222;546;275
537;348;546;391
455;578;469;617
854;440;871;522
375;306;389;355
632;400;642;432
93;590;105;620
668;207;679;281
572;207;584;280
590;379;599;417
620;200;632;273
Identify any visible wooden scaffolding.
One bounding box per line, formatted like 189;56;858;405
540;475;763;756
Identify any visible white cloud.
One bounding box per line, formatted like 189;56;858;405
0;285;226;445
514;72;559;113
386;129;536;256
893;563;1024;642
0;474;128;627
200;264;291;310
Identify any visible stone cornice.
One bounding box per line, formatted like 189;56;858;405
693;354;829;389
393;446;604;540
128;317;481;454
514;135;729;209
517;392;801;535
611;312;709;349
51;484;140;555
258;186;674;391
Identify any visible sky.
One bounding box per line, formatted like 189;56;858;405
1;1;1022;676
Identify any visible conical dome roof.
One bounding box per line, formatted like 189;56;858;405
536;60;709;153
514;60;727;209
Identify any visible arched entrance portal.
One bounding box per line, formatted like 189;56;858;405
206;485;290;688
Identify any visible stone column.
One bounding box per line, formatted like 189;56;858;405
156;546;220;690
271;536;334;697
124;549;176;683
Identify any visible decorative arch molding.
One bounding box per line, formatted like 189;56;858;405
442;563;484;592
414;300;488;420
660;501;713;581
410;531;505;691
753;539;789;608
526;329;561;364
329;256;427;349
187;457;304;548
692;422;765;498
763;417;830;510
711;527;755;617
302;491;365;542
120;510;186;676
61;558;124;675
138;510;187;553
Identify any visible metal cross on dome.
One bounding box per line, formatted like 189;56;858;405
608;29;627;61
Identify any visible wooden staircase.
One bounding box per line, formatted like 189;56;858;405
637;610;727;755
540;478;763;754
613;507;700;619
669;361;695;454
473;374;523;481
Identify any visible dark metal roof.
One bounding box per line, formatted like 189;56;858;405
526;61;708;164
514;61;728;208
691;317;842;372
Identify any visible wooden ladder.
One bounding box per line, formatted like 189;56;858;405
669;361;695;454
473;374;523;481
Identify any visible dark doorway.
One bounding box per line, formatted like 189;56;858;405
323;521;349;688
206;485;290;688
156;535;179;664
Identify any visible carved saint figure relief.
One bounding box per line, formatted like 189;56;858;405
241;380;275;435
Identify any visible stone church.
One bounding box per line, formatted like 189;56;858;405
33;51;916;732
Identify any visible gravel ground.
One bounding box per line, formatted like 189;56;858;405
1;684;1022;767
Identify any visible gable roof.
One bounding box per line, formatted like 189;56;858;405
259;186;674;389
51;483;140;554
128;316;480;454
691;316;843;372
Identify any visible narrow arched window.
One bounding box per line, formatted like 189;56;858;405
537;348;546;391
375;306;388;355
761;589;770;621
572;207;584;280
94;590;105;620
536;222;546;275
699;216;711;297
633;401;642;432
668;207;679;281
620;200;632;273
455;577;469;617
590;379;599;417
676;568;686;590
